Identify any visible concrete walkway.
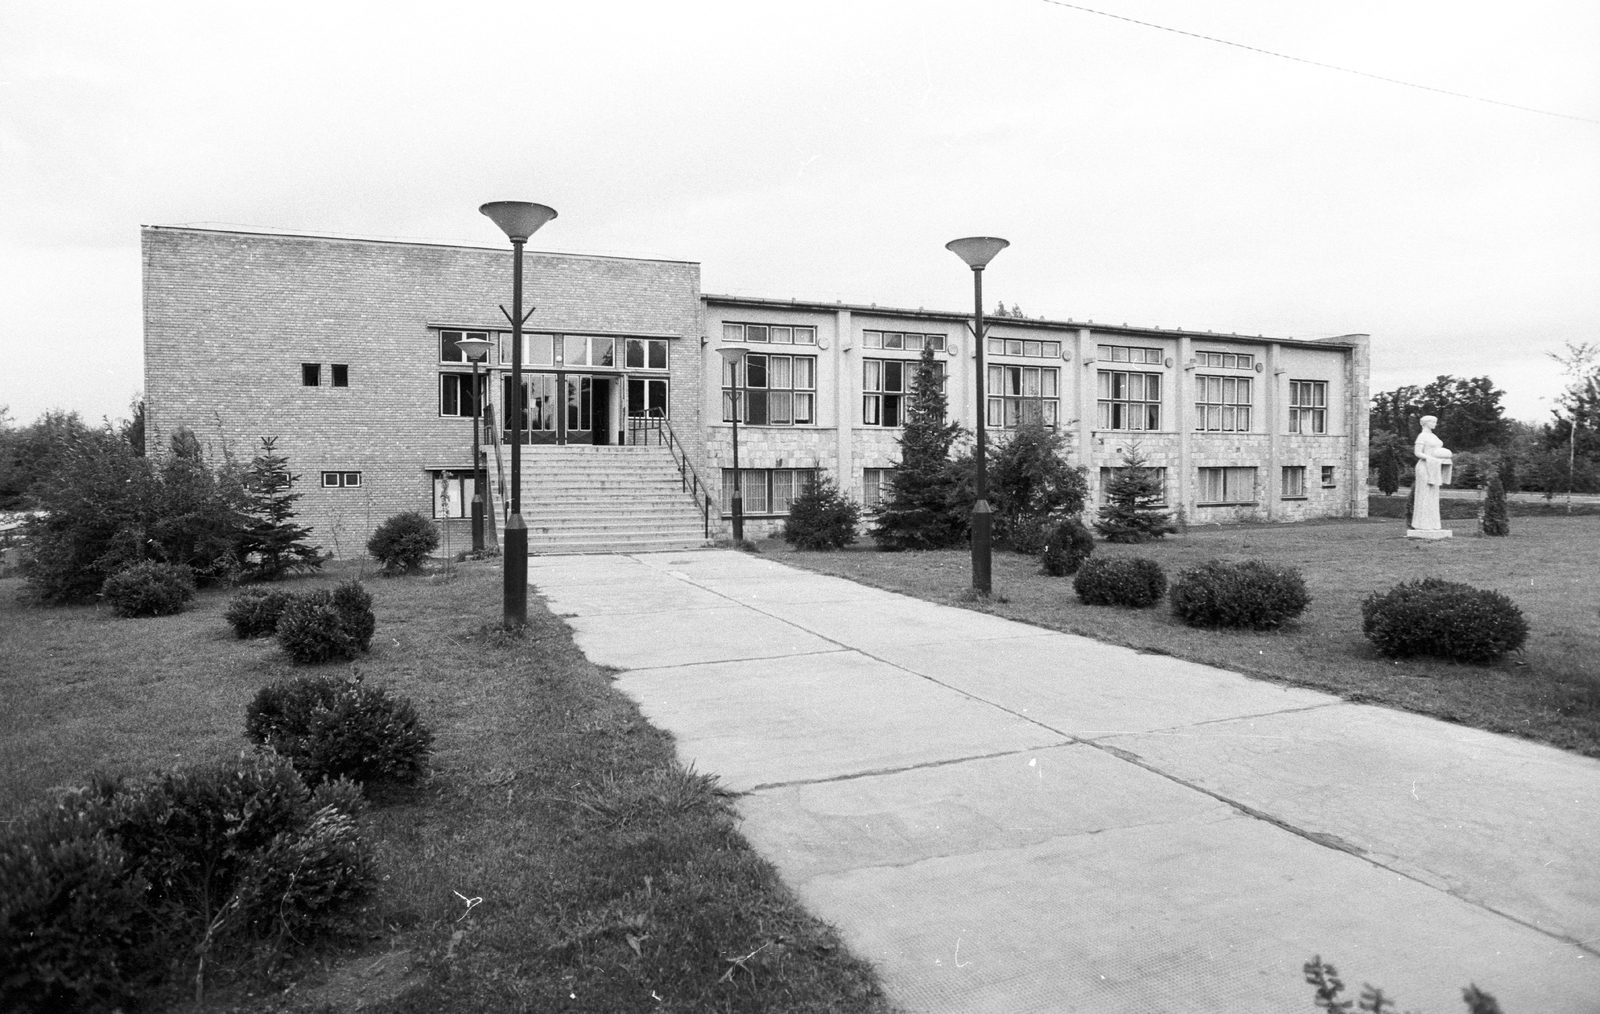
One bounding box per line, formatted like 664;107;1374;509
528;550;1600;1013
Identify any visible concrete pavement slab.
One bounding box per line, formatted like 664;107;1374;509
686;572;907;606
617;650;1067;791
526;553;657;588
564;604;838;670
761;595;1059;649
798;812;1600;1014
875;633;1338;739
534;575;729;617
1104;702;1600;949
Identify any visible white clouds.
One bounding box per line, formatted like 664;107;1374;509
1;0;1596;423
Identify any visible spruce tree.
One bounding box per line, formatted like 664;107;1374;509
1376;450;1400;496
1481;473;1510;536
240;436;323;580
871;346;965;550
1093;447;1174;543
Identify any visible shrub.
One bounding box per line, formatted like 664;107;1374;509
237;437;323;581
367;511;438;574
1073;555;1166;608
224;587;295;638
245;674;434;788
1481;473;1510;537
1361;578;1528;663
1169;559;1311;629
0;788;157;1014
783;474;861;550
100;560;196;618
987;421;1088;541
1094;447;1174;543
1041;518;1095;576
1007;515;1051;555
871;346;968;550
276;582;374;664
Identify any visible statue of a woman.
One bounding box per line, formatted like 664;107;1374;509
1410;415;1453;535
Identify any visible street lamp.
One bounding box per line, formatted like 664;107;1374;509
453;332;494;553
480;200;558;628
717;346;748;544
945;236;1009;596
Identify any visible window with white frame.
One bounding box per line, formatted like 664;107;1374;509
439;373;484;417
1096;370;1160;430
320;471;361;488
431;470;477;519
1321;465;1336;487
719;468;817;515
722;354;816;426
1097;344;1163;365
1198;466;1258;504
989;365;1060;428
987;337;1062;358
1196;350;1255;370
1195;375;1253;432
864;358;945;427
1098;466;1167;505
440;330;491;364
865;330;946;352
863;467;895;506
1282;465;1308;498
499;332;555;366
721;322;818;346
627;377;670;419
625;338;669;370
1290;380;1328;434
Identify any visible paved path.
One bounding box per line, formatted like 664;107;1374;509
529;550;1600;1013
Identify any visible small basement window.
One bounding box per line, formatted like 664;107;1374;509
1321;465;1336;487
301;363;321;386
331;364;349;387
321;471;361;488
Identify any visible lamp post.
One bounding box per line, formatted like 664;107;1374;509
945;236;1009;596
717;346;747;543
480;200;558;628
453;333;494;552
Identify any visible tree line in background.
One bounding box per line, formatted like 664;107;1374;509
1369;342;1600;498
0;396;322;603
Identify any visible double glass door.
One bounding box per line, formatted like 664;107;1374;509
502;373;619;444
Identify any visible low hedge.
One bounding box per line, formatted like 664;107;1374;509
100;561;196;618
1361;578;1528;664
1170;559;1311;629
224;587;296;638
245;674;434;789
1072;555;1166;608
1040;518;1095;576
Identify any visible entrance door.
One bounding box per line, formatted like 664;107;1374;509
591;377;612;445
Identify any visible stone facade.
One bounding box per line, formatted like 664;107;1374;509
143;228;1368;554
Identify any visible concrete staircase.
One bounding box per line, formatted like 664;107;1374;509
497;444;712;555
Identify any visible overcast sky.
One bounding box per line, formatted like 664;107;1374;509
2;0;1596;429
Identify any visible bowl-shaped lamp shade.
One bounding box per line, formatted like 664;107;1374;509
479;201;558;242
716;347;748;365
945;236;1010;268
454;334;494;362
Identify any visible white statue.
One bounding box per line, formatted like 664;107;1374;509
1409;415;1454;539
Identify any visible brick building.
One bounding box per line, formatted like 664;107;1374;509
143;226;1369;555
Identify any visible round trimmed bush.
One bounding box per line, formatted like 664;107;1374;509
277;591;357;664
1041;518;1095;576
366;511;438;574
100;561;196;618
1007;516;1051;556
1170;559;1311;629
224;587;296;638
782;475;862;550
330;579;376;652
245;674;434;788
1072;555;1166;608
1361;578;1528;664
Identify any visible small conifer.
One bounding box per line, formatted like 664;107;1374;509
1093;448;1174;543
240;436;323;580
1481;473;1510;536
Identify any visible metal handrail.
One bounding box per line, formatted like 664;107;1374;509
632;410;712;539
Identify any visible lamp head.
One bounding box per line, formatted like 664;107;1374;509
945;236;1009;269
454;334;494;362
479;201;558;242
717;347;748;365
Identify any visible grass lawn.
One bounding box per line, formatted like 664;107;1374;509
776;514;1600;759
0;563;891;1014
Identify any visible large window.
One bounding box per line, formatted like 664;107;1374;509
722;322;818;346
440;330;491;364
432;470;477;519
719;468;817;516
989;365;1059;428
503;374;559;433
628;377;669;419
864;358;944;427
866;331;946;352
723;354;816;426
440;373;484;417
1290;380;1328;434
625;338;669;370
1198;466;1258;505
1098;466;1167;505
1195;375;1252;432
1096;370;1160;430
863;467;895;507
989;337;1062;359
1282;466;1308;498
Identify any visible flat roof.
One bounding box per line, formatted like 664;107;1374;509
704;293;1364;349
141;224;702;268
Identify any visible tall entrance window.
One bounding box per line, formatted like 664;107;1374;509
628;377;669;419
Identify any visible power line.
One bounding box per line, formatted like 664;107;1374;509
1039;0;1600;126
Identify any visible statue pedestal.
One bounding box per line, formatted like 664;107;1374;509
1406;529;1453;540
